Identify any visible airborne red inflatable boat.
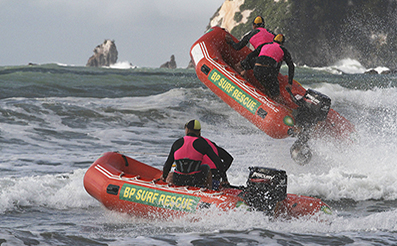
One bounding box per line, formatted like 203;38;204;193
189;26;355;141
84;152;332;219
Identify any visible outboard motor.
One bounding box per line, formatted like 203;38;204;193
292;89;331;128
290;139;312;165
290;89;331;165
240;167;287;215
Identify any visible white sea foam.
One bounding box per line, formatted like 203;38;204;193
2;64;397;244
311;58;391;75
370;66;390;74
0;77;396;213
109;61;137;69
0;169;97;213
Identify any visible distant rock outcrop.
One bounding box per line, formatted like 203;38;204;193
209;0;397;68
186;60;195;69
364;69;379;74
86;40;118;67
160;55;177;69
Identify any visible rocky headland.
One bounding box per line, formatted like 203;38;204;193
209;0;397;69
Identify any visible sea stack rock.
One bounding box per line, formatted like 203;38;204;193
160;55;177;69
186;60;194;69
86;39;118;67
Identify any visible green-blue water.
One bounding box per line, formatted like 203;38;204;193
1;63;397;245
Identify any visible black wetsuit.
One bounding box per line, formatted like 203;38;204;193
209;144;233;182
253;44;294;98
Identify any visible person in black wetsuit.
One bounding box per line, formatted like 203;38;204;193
225;16;275;75
201;137;233;190
161;120;229;189
253;34;295;100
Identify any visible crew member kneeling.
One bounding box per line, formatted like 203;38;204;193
161;120;227;189
253;34;294;100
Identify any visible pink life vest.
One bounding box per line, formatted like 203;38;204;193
174;136;203;161
250;27;275;49
259;42;284;62
201;137;218;169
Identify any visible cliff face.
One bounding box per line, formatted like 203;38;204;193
209;0;397;68
208;0;251;32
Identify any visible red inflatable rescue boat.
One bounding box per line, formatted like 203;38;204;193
189;26;355;141
84;152;332;219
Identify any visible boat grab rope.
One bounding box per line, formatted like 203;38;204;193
119;172;140;181
96;164;224;197
202;42;279;111
117;151;168;156
133;178;224;196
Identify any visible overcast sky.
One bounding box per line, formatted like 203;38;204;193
0;0;225;68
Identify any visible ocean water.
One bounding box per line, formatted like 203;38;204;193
1;61;397;245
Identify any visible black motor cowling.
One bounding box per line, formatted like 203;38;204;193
240;167;287;214
293;89;331;127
